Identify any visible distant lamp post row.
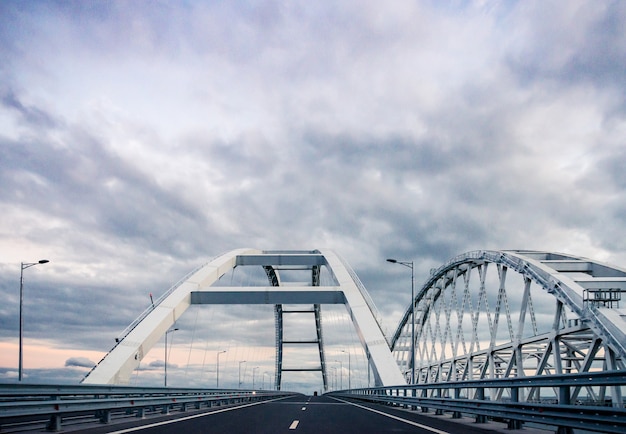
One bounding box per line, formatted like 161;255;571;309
239;360;246;389
387;258;415;385
216;350;227;388
341;350;351;390
19;259;49;382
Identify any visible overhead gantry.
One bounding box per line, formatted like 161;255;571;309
391;250;626;406
82;249;405;387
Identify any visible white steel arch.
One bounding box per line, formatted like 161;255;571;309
391;250;626;406
82;249;404;387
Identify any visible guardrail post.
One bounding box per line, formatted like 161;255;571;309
46;414;61;432
136;407;146;418
474;387;486;423
452;387;462;419
507;387;521;430
98;409;112;424
558;384;571;405
435;388;444;415
421;388;429;413
46;396;62;432
556;385;574;434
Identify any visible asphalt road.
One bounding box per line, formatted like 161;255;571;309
68;394;503;434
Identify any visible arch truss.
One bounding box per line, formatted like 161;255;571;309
391;250;626;406
83;249;404;387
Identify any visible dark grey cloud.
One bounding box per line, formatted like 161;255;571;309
65;357;95;368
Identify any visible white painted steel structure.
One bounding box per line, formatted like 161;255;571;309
391;250;626;407
83;249;405;387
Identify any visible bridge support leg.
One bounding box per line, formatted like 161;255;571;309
46;414;61;432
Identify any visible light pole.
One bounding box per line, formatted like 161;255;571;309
216;350;226;388
239;360;246;389
19;259;49;381
164;327;179;387
341;350;351;390
387;258;415;385
334;360;343;389
252;367;259;389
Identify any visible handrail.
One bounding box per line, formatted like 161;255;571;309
0;383;298;431
329;371;626;433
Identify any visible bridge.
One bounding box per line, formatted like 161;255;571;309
1;249;625;433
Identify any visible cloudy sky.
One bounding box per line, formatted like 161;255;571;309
1;0;625;392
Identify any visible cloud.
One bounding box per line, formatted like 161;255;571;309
64;357;95;368
0;0;625;392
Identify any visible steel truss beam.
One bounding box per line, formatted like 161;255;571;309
391;250;626;408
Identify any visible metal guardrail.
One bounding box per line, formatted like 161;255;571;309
0;383;297;432
328;371;626;433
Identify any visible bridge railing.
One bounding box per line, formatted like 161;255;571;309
0;383;297;432
329;371;626;434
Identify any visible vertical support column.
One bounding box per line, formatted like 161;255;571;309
274;304;283;390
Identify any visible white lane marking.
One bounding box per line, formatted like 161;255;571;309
329;396;451;434
105;397;290;434
301;406;306;410
289;420;300;429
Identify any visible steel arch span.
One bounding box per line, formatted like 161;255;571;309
82;249;405;387
391;250;626;406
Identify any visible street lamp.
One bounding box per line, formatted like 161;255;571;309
334;360;343;390
387;258;415;385
216;350;227;388
263;372;269;389
252;367;259;389
341;350;351;390
164;327;179;386
239;360;246;389
19;259;49;381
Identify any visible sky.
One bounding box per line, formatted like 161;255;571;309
1;0;625;393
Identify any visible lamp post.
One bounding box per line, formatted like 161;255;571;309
252;367;259;389
216;350;226;388
164;327;178;386
239;360;246;389
334;360;343;389
387;258;415;385
19;259;49;381
341;350;351;390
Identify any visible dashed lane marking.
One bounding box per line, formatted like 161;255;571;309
289;420;300;429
